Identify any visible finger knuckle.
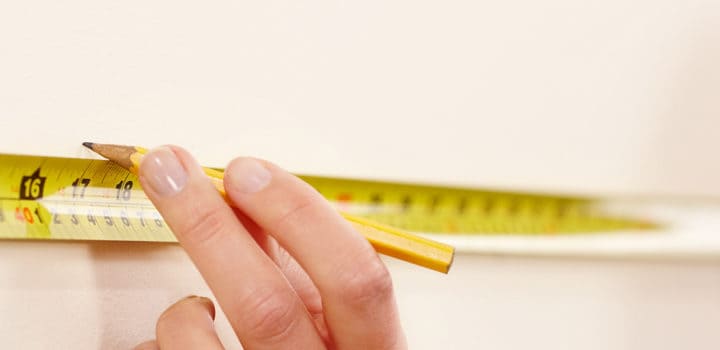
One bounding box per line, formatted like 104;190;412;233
336;256;394;307
176;204;227;245
270;193;323;234
235;288;299;343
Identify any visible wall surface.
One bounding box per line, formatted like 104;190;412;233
1;0;719;349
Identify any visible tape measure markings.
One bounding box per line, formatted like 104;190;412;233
0;154;656;242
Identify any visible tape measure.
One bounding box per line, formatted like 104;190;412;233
0;153;654;241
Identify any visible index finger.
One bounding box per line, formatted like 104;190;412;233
138;146;326;349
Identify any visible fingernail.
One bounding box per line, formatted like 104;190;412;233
182;295;216;320
140;147;188;196
228;158;272;194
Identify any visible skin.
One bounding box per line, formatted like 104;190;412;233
132;146;407;349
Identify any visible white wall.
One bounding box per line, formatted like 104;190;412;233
2;0;719;196
1;0;719;349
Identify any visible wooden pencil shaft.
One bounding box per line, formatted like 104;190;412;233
83;142;455;273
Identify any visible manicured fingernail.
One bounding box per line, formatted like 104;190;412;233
228;158;272;194
140;147;188;197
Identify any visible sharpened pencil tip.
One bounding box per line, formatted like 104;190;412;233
82;142;94;149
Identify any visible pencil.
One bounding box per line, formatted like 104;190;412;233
83;142;455;273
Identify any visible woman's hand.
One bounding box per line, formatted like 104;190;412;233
132;146;406;349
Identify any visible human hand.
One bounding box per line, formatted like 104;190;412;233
132;146;407;349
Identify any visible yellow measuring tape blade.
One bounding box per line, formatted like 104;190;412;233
0;154;174;241
0;154;655;243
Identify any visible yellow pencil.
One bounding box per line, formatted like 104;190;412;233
83;142;455;273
